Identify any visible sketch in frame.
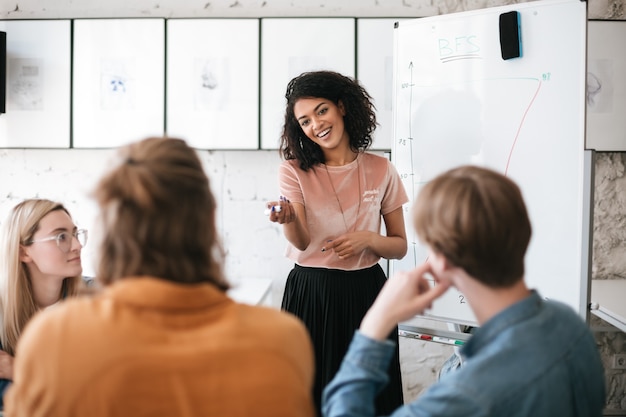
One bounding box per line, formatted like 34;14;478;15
0;20;71;148
166;19;259;150
72;19;165;148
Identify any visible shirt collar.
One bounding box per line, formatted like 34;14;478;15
102;276;232;311
461;290;542;358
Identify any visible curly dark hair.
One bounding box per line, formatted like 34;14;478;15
280;71;377;171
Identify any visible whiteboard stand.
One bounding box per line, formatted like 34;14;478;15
399;315;474;349
581;150;596;324
398;323;472;347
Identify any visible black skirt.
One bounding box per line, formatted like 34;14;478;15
281;263;404;416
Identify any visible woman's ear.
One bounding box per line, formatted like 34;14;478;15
19;245;32;263
337;100;346;116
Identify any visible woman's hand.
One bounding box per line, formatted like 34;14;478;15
327;207;407;260
266;197;310;250
322;231;373;259
266;196;296;224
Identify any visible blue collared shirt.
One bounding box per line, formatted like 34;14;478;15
323;291;606;417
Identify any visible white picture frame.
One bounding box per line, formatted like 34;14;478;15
586;20;626;151
0;20;71;148
166;19;259;150
357;18;409;151
260;18;355;150
72;19;165;148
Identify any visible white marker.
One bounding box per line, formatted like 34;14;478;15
264;205;282;215
433;336;465;346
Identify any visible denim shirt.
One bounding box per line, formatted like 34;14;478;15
323;291;606;417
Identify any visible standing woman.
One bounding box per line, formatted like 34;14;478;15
0;199;87;407
267;70;408;415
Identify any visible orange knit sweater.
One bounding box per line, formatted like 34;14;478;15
5;277;315;417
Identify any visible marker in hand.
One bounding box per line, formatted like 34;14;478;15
265;195;290;215
264;205;282;216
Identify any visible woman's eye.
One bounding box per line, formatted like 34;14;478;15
301;120;309;127
319;108;327;115
57;232;69;242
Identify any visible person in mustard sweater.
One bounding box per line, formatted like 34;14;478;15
4;137;315;417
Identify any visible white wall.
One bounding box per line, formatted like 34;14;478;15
1;0;438;18
0;148;295;296
2;0;626;410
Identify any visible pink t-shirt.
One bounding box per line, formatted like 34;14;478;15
279;152;409;271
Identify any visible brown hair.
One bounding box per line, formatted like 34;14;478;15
412;165;531;287
92;137;228;289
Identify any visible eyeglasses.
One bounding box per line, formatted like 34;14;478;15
28;229;88;253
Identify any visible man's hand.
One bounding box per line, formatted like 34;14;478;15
360;262;451;341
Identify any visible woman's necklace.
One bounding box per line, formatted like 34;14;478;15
324;155;362;233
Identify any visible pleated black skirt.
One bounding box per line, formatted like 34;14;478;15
281;263;404;416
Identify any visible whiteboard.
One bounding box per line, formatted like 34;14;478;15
391;0;590;326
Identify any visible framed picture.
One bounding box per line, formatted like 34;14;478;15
0;20;71;148
0;30;5;114
167;19;259;149
586;20;626;151
260;18;355;149
72;19;165;148
357;18;409;151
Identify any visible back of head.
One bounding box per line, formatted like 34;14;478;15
92;137;228;289
281;70;376;169
0;199;79;355
412;165;531;287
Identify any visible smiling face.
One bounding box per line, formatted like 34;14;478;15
293;97;350;153
21;209;83;286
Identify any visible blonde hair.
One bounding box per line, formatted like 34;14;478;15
92;137;228;289
413;165;531;287
0;199;83;355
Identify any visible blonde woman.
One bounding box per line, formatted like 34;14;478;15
0;199;88;407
